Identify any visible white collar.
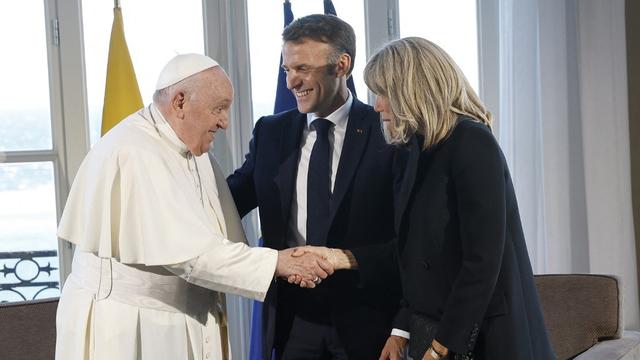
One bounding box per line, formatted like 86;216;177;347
148;103;190;157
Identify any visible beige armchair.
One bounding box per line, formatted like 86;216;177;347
535;274;640;359
0;297;58;360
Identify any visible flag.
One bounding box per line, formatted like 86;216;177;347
324;0;358;98
249;237;269;360
101;5;143;135
323;0;337;17
273;0;297;114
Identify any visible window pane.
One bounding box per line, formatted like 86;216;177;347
247;0;367;119
399;0;479;91
0;162;60;302
82;1;205;146
0;1;52;151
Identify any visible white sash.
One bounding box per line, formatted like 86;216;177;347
68;251;215;323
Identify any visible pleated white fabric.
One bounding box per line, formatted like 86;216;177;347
56;253;227;360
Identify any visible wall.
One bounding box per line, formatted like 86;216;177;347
627;0;640;313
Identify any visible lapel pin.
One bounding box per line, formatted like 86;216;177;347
356;128;364;134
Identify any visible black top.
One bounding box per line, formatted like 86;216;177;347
394;118;555;359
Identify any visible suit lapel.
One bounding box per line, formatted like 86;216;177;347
274;112;306;229
329;100;372;224
394;136;420;234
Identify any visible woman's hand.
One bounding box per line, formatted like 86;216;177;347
378;335;408;360
289;245;359;270
422;339;449;359
291;245;332;261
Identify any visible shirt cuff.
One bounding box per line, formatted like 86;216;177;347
391;328;410;339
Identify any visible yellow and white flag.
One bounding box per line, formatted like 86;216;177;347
101;5;143;136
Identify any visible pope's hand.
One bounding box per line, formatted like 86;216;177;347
275;248;334;288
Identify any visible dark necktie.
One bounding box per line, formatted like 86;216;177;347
307;118;333;246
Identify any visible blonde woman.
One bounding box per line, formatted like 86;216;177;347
366;37;554;360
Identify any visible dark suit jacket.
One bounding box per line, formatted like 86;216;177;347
227;98;402;359
394;118;555;359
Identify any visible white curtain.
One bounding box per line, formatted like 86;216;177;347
205;1;259;358
478;0;638;328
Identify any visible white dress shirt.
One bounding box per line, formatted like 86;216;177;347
284;94;410;340
287;92;353;247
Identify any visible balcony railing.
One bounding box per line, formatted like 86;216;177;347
0;250;60;302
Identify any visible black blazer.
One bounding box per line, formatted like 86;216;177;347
227;98;402;359
394;118;555;359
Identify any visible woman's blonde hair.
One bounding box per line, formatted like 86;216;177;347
364;37;492;149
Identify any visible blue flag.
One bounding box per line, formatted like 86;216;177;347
323;0;337;15
248;238;268;360
273;0;297;114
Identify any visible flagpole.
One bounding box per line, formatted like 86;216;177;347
114;0;120;9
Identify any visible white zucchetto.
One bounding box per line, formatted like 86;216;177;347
155;54;219;90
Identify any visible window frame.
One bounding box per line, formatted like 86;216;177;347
50;0;91;285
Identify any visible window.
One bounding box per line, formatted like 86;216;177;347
82;0;205;145
0;2;52;153
399;0;479;91
0;163;60;302
0;1;60;302
247;0;367;120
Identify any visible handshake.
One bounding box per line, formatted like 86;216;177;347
274;246;358;288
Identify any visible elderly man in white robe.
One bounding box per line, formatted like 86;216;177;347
55;54;333;360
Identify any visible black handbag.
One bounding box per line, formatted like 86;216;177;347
408;313;474;360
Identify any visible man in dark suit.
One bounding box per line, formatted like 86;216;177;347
227;14;403;360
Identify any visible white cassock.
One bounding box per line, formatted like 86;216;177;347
55;104;277;360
